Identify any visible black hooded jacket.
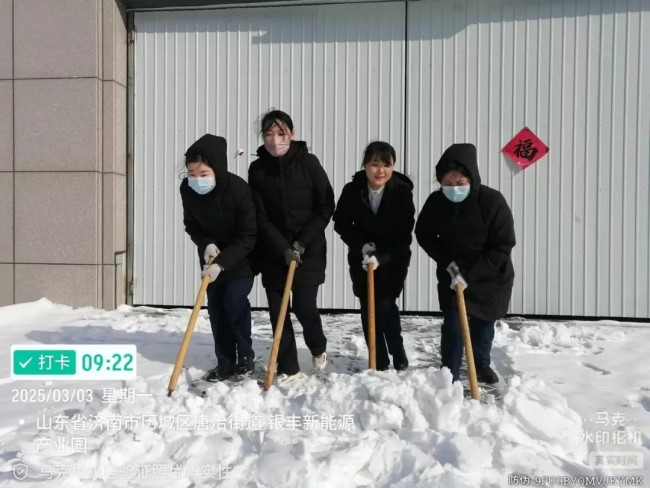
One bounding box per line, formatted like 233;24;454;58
248;141;335;290
333;170;415;300
415;143;516;320
179;134;257;284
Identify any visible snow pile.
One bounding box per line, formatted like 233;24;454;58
11;368;587;487
495;320;627;353
1;300;646;487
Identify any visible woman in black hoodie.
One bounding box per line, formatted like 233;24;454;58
180;134;257;382
248;110;335;383
415;143;515;384
333;141;415;371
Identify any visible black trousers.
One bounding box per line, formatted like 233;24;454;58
441;308;495;381
206;277;254;368
359;296;404;371
266;286;327;375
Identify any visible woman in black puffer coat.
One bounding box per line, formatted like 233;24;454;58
333;141;415;371
180;134;257;382
248;110;335;381
415;143;515;385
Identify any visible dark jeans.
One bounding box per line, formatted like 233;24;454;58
266;286;327;375
206;277;254;368
441;308;495;381
359;296;404;371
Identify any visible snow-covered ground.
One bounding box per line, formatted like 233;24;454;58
0;299;647;487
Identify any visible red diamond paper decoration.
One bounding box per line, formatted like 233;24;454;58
502;127;549;170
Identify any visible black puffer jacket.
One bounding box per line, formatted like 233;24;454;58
248;141;335;290
333;170;415;300
180;134;257;284
415;143;516;320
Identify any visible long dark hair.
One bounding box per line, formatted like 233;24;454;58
362;141;396;167
260;110;294;135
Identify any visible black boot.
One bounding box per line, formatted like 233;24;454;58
237;356;255;375
476;366;499;384
206;364;235;382
393;346;409;371
376;362;390;372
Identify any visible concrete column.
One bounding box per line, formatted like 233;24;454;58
0;0;127;309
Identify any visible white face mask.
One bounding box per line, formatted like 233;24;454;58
442;185;470;203
188;176;216;195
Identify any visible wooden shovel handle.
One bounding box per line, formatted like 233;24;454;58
167;256;216;397
367;262;376;370
456;284;479;400
263;260;298;391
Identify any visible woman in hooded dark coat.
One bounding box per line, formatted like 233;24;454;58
180;134;257;382
415;143;515;384
247;110;335;382
333;141;415;371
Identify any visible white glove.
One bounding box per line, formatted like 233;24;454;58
361;242;376;257
201;264;222;283
203;243;220;263
447;261;468;290
362;254;379;271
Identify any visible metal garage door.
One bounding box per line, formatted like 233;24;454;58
403;0;650;318
132;2;406;308
133;0;650;318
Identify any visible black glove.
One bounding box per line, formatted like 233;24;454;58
283;248;302;266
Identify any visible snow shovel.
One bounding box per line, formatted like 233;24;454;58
455;284;480;400
367;262;377;370
263;260;298;391
167;256;216;397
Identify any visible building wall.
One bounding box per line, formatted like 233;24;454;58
2;0;649;318
404;0;650;317
0;0;129;309
131;0;650;318
131;2;407;309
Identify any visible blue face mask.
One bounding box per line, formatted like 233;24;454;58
442;185;471;203
188;176;216;195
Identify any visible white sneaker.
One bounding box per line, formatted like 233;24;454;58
277;371;308;387
312;352;328;372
